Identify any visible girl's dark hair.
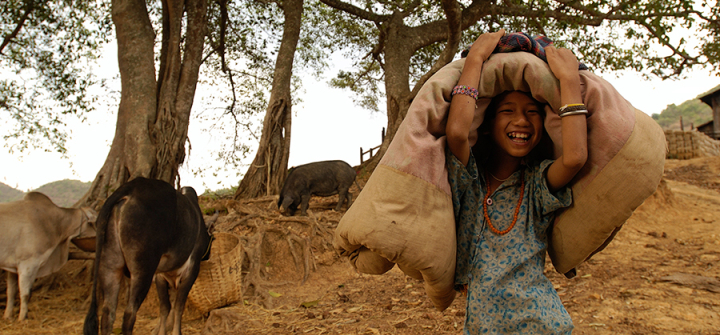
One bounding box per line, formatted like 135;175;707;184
472;90;553;163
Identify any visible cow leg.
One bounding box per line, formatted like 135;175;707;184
16;265;39;321
98;268;123;335
154;275;172;335
170;271;200;335
3;272;18;319
122;272;154;335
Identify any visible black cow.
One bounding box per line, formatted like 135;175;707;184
83;178;214;335
278;160;358;216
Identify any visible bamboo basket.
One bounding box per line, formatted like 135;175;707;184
188;232;244;314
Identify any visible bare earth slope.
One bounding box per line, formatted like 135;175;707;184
1;157;719;334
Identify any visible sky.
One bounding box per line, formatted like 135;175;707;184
1;43;718;194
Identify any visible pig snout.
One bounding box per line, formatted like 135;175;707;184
279;196;296;215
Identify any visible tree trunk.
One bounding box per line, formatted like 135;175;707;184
362;45;413;171
234;0;303;200
76;0;207;209
355;1;467;172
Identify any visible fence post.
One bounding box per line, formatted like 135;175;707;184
680;115;684;131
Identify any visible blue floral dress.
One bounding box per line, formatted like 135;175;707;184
447;150;574;334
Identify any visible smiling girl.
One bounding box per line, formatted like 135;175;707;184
445;29;588;334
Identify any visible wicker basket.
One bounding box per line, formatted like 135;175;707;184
188;232;244;314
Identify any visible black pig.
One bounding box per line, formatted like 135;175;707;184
278;160;357;216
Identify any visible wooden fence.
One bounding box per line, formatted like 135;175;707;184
360;128;385;164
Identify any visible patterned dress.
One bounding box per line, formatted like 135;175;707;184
447;151;574;334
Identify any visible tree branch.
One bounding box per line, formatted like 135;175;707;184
495;0;708;26
0;0;35;55
367;22;386;69
411;0;463;97
346;63;378;91
410;0;493;50
219;0;229;73
318;0;391;22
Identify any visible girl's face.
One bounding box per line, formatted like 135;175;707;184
488;91;544;159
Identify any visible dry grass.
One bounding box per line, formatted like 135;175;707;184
3;159;720;334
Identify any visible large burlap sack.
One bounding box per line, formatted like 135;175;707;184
334;51;666;311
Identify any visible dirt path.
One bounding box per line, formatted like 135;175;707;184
1;157;720;334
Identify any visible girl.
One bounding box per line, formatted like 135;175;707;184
446;30;588;334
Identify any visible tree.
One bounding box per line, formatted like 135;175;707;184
72;0;209;207
2;0;212;207
318;0;720;169
233;0;303;199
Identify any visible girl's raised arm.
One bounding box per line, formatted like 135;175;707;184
545;46;588;192
446;30;505;166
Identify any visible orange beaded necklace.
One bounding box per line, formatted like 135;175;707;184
483;170;525;235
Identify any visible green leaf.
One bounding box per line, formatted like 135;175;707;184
300;300;319;308
268;290;282;298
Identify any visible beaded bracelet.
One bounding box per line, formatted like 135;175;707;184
558;103;586;114
559;109;588;117
451;85;479;100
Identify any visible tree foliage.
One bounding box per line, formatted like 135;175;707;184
311;0;720;172
320;0;720;116
1;0;333;194
0;0;112;154
652;99;713;129
5;0;719;202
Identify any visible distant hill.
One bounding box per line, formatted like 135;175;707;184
0;179;91;207
651;99;713;130
33;179;92;207
0;182;25;203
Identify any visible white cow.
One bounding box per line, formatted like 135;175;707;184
0;192;96;321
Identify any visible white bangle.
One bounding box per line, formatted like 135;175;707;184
559;109;588;117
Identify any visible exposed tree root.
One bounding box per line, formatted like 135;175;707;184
200;195;344;309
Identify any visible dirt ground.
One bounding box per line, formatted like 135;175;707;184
2;157;720;334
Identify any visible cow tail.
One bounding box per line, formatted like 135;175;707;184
83;282;99;335
83;186;128;335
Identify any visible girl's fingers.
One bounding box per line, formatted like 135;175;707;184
468;29;506;61
546;47;579;80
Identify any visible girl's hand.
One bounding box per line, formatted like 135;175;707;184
465;29;506;64
545;45;580;82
